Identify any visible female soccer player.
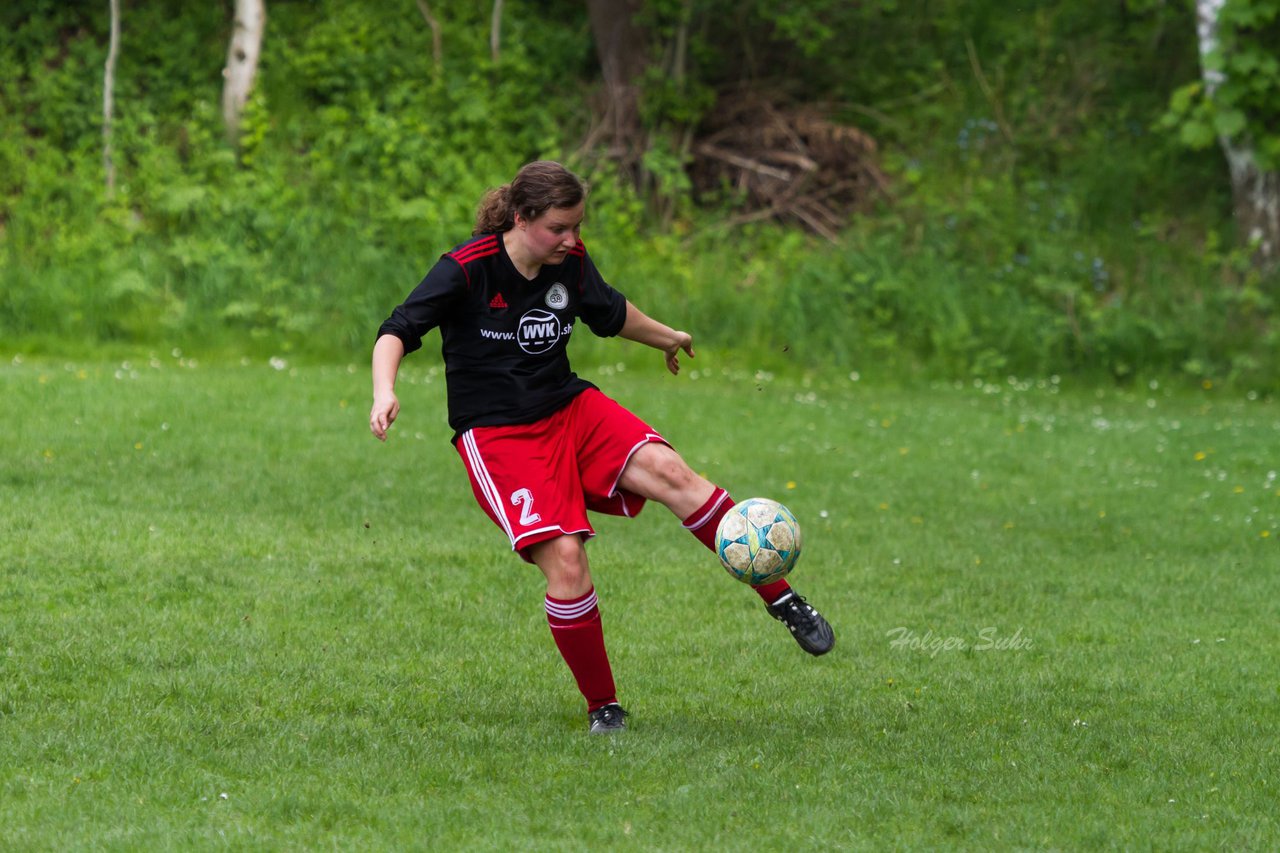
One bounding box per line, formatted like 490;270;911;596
370;161;833;734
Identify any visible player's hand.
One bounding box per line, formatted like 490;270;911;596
370;393;400;441
664;331;695;375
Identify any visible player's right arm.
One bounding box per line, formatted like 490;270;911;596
370;333;405;441
370;254;467;441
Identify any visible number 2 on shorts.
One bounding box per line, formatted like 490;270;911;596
511;488;542;525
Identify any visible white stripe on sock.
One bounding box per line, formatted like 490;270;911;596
545;590;598;621
683;488;729;531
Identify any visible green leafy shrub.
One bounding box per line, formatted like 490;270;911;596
1;1;1276;390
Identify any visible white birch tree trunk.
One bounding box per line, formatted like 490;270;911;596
1196;0;1279;268
103;0;120;195
491;0;503;64
222;0;266;146
415;0;443;75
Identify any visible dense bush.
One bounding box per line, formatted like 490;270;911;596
1;1;1276;388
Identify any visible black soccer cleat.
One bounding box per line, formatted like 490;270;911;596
766;592;835;656
588;703;629;735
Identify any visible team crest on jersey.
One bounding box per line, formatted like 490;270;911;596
545;283;569;310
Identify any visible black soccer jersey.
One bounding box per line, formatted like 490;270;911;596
378;232;629;439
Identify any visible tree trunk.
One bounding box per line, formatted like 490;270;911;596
1196;0;1279;268
414;0;443;75
103;0;120;196
222;0;266;147
585;0;650;175
490;0;503;65
1222;148;1280;269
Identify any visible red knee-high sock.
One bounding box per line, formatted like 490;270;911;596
683;487;793;604
545;588;617;712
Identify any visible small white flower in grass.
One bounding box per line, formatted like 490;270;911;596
269;357;288;371
220;792;229;800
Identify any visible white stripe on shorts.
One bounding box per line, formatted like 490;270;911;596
460;429;515;544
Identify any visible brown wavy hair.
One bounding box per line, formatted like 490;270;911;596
472;160;588;236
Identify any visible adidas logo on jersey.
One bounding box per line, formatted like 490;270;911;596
489;293;508;310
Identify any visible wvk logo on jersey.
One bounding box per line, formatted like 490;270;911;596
517;309;572;354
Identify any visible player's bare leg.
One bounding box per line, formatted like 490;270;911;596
530;534;594;599
616;442;714;519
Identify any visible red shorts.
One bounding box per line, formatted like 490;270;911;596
455;388;668;560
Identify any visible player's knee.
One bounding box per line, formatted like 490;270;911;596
635;443;698;492
533;535;592;593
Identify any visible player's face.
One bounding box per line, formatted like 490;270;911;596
522;203;584;265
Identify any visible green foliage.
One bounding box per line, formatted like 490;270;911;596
1;2;590;357
0;1;1276;388
1161;0;1280;169
1218;0;1280;159
600;150;1274;388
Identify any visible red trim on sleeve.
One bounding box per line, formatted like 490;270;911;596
447;234;501;287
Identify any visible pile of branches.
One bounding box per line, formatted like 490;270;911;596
690;93;889;240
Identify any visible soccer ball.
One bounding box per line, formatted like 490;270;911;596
715;497;802;585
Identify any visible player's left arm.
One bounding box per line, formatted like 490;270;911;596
617;300;694;375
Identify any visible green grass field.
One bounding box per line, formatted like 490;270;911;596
3;350;1278;849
